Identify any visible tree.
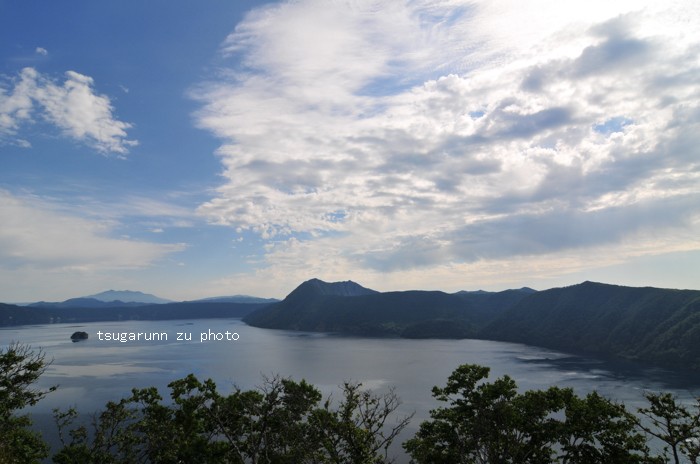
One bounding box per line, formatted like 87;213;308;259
403;364;653;464
558;391;650;463
53;373;410;463
634;392;700;464
0;342;55;464
310;382;412;463
403;364;565;463
55;374;255;463
208;374;323;463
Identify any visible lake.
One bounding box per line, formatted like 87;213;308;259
3;318;700;462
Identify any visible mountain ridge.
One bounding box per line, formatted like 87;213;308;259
85;290;172;304
243;278;532;337
3;278;700;371
285;278;379;299
187;295;280;304
243;278;700;371
482;280;700;370
28;298;146;309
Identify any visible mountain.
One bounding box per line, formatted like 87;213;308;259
243;278;531;337
455;287;536;295
287;278;379;299
27;298;145;309
84;290;172;304
189;295;280;304
1;301;265;326
482;281;700;371
0;302;51;325
27;291;277;308
243;278;700;372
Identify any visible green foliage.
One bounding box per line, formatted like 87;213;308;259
404;364;652;464
634;392;700;464
0;342;56;464
53;374;411;463
310;382;413;463
558;391;651;463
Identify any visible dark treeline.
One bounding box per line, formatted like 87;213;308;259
0;302;261;327
2;343;700;464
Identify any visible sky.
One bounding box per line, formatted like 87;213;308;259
1;0;699;302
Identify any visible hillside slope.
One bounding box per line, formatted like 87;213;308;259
243;279;531;337
482;281;700;370
0;301;265;326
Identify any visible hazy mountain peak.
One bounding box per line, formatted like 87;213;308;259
519;287;537;293
84;290;171;304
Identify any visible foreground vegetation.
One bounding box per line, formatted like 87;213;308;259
2;343;700;463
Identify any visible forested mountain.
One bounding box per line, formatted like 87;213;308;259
244;279;700;371
0;301;264;326
243;278;532;337
483;281;700;370
27;298;147;309
0;302;53;326
187;295;280;304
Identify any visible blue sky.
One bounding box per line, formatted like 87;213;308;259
1;0;698;302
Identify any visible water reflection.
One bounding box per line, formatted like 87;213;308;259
519;353;700;391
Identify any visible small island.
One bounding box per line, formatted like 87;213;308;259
70;331;89;342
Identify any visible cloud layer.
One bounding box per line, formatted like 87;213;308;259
0;185;201;301
192;0;699;291
0;190;184;278
0;67;136;153
0;190;184;272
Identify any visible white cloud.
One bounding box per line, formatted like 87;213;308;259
0;189;184;272
35;47;48;56
209;226;700;298
0;67;137;154
192;0;700;284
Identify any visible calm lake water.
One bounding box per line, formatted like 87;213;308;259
3;318;700;462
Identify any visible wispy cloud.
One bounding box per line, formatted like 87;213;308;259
0;189;184;272
192;0;700;287
0;67;137;154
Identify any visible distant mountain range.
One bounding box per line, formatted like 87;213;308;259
85;290;172;304
27;298;145;309
3;279;700;371
24;290;277;308
26;290;171;308
1;289;276;326
187;295;280;305
0;301;265;326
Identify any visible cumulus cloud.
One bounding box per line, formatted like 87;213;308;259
0;189;184;272
192;0;700;284
0;67;136;154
